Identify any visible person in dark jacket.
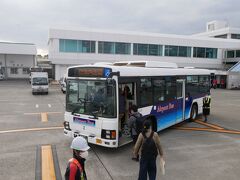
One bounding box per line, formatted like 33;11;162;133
65;136;90;180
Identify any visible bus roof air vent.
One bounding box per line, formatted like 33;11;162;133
113;61;178;68
183;67;195;69
112;62;129;66
93;62;113;65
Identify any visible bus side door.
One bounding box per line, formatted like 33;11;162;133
176;79;185;123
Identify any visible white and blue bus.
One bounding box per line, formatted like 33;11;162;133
63;61;211;148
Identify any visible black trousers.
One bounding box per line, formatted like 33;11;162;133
138;157;157;180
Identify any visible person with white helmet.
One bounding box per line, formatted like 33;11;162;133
65;136;90;180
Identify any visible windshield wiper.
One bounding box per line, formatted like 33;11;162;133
88;110;99;119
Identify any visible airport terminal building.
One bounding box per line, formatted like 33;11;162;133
48;21;240;82
0;42;37;79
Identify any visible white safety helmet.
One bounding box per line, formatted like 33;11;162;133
70;136;90;151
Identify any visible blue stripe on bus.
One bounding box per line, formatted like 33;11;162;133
149;97;193;131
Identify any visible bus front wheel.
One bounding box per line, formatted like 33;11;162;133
190;104;198;121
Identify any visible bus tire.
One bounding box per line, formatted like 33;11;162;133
190;104;198;121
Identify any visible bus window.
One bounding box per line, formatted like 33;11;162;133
119;82;136;114
199;75;210;93
119;83;135;100
165;76;176;101
140;78;153;107
124;84;134;100
186;75;199;96
153;78;165;103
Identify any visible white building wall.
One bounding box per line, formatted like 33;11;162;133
0;42;37;79
227;72;240;89
49;29;240;80
6;54;34;67
55;64;69;80
5;54;35;78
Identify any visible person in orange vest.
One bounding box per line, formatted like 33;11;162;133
203;96;211;122
65;136;90;180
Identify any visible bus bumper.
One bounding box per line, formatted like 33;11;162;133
64;129;118;148
63;128;72;137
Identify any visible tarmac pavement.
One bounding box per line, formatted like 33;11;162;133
0;80;240;180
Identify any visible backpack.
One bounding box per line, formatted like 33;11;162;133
141;131;158;159
133;113;143;135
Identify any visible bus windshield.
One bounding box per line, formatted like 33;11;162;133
66;79;117;118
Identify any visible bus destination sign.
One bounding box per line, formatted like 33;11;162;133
68;67;112;78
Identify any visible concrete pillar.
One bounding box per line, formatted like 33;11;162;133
130;43;133;55
162;45;165;56
191;47;194;58
95;41;98;54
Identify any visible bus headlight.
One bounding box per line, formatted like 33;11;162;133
63;121;71;131
101;129;116;140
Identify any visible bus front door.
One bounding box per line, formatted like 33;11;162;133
176;79;185;123
118;82;136;146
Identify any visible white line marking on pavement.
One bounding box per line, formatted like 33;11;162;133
48;104;52;108
36;104;39;108
0;126;63;134
24;112;63;115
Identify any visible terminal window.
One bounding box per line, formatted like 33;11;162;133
231;34;240;39
98;41;130;55
165;45;191;57
193;47;217;59
133;43;163;56
59;39;95;53
10;68;18;74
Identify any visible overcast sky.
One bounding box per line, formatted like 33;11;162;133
0;0;239;55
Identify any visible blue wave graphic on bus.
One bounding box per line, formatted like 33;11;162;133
150;97;193;131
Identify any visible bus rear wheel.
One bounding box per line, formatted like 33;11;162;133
190;104;198;121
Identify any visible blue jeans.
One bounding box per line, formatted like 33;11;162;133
138;157;157;180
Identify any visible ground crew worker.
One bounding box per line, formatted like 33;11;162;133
65;136;90;180
203;96;211;122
